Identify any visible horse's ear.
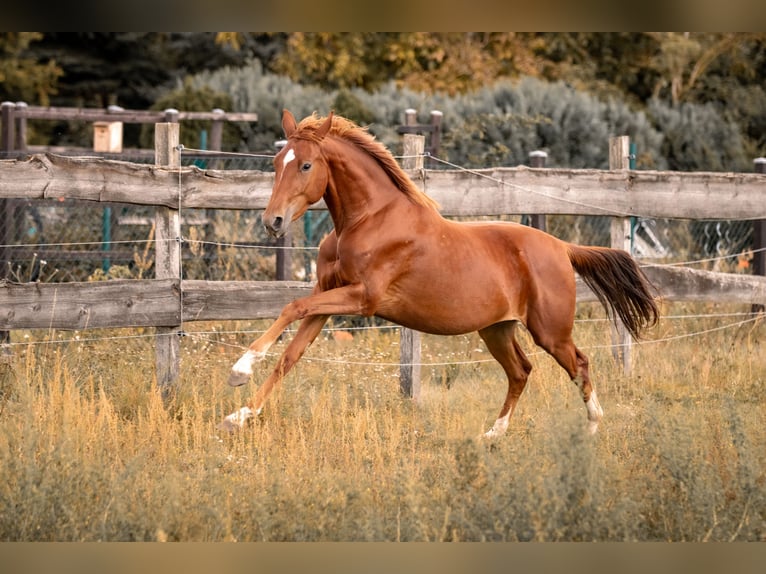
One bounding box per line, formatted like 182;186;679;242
282;109;297;137
315;111;334;141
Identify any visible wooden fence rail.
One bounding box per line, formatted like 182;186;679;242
2;153;765;219
1;145;765;396
3;269;765;332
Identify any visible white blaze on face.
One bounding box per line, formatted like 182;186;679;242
275;146;296;188
282;146;296;168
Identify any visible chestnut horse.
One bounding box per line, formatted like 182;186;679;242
220;110;659;437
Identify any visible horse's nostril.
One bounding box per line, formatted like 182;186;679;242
273;216;283;230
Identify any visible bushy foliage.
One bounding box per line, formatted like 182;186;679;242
647;98;751;172
435;78;666;169
188;61;754;172
0;32;62;106
138;78;237;150
188;59;333;153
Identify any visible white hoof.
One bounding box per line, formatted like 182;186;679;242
229;350;267;387
218;406;256;432
585;393;604;435
482;415;510;439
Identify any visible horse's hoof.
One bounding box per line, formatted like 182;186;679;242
218;406;255;431
217;418;241;433
227;371;251;387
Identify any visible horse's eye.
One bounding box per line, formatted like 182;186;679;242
301;162;312;172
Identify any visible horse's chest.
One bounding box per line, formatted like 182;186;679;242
315;243;363;289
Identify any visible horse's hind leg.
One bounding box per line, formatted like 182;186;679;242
532;331;604;434
573;347;604;434
478;321;533;438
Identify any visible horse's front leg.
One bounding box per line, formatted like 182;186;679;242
227;283;368;387
220;313;328;430
220;283;370;430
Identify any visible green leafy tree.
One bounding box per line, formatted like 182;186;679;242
270;33;537;95
139;78;236;151
647;98;749;172
188;59;334;152
0;32;62;105
28;33;267;110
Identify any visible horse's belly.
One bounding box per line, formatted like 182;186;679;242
376;280;522;336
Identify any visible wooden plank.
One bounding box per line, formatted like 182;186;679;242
181;280;313;321
0;268;762;333
0;154;276;209
575;265;766;305
0;279;181;330
1;154;765;218
410;168;766;219
16;106;257;123
0;279;308;331
4;247;138;262
642;265;766;305
15;106;166;123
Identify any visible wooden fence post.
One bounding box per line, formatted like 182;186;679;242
527;150;548;232
154;122;182;398
609;136;632;373
1;102;15;271
0;101;14;153
209;108;224;152
399;132;425;400
428;110;443;168
0;101;15;349
14;102;27;150
753;157;766;314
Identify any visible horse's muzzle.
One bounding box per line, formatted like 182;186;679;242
264;215;286;238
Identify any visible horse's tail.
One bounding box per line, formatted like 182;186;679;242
568;245;659;340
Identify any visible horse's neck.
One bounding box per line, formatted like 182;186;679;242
324;139;404;233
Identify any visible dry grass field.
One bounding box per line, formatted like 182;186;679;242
0;301;764;541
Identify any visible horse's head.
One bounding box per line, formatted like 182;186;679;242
263;109;333;238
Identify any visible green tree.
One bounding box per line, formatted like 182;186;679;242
0;32;62;105
646;33;762;105
647;98;749;172
139;78;236;151
28;33;267;109
270;33;538;95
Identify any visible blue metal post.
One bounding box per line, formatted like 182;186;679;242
102;206;112;272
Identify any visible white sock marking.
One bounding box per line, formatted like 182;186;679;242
222;406;257;429
232;349;266;376
483;413;511;439
586;391;604;421
585;391;604;435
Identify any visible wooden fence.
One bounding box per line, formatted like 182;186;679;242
1;101;259;153
1;125;765;396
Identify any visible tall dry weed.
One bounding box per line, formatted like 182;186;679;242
0;303;763;540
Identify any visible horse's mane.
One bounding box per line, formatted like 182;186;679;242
294;113;440;211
